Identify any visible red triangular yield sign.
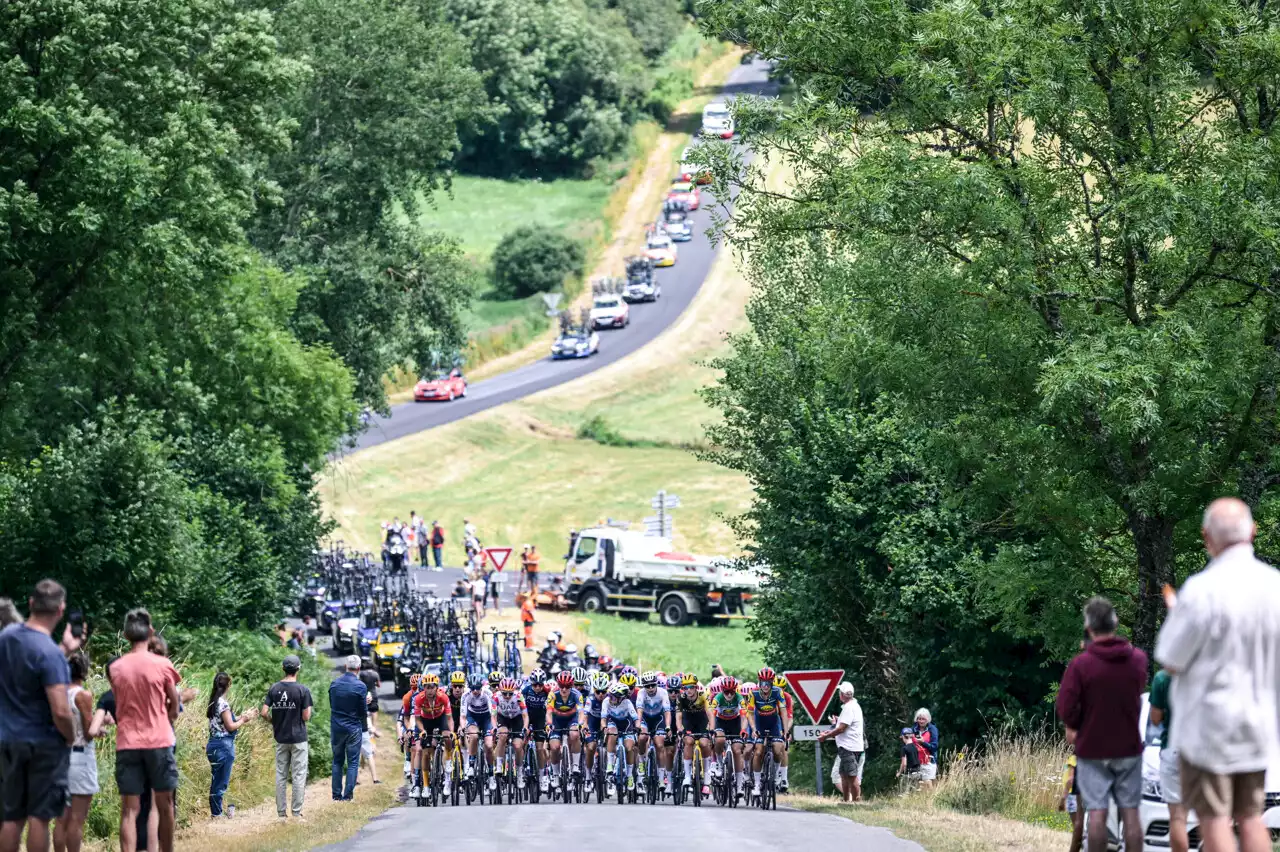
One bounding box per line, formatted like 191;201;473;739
482;547;512;571
783;669;845;724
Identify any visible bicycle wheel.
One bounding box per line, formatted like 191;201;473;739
594;751;607;803
450;751;461;806
429;746;442;807
760;749;774;810
692;748;703;807
644;746;658;804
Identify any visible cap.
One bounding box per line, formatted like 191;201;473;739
282;654;302;673
838;681;854;696
901;727;915;737
345;655;361;670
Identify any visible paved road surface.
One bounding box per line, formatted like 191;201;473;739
352;58;777;452
317;803;925;852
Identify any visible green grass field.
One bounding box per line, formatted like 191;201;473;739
575;614;764;680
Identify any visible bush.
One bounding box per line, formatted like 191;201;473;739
933;727;1071;830
491;226;585;299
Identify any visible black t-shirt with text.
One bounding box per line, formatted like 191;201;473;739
265;681;313;744
901;741;921;771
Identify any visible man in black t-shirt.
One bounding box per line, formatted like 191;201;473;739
262;656;313;820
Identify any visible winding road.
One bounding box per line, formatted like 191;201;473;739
353;57;777;452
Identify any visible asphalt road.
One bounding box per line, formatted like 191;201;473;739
352;58;777;452
317;803;925;852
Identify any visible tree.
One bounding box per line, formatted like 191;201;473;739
698;0;1280;661
491;226;585;299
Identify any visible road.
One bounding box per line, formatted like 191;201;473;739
317;803;925;852
352;57;777;452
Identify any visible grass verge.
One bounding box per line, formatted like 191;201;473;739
574;614;763;681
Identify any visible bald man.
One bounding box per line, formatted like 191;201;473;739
1155;498;1280;852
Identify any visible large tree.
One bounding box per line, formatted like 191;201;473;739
699;0;1280;668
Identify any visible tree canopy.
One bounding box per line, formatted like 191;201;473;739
699;0;1280;744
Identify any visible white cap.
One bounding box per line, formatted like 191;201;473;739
838;681;854;696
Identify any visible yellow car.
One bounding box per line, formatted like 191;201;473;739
373;625;409;675
645;231;677;267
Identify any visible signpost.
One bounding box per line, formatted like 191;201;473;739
783;669;845;796
541;293;563;317
482;547;512;572
645;489;680;538
791;725;831;742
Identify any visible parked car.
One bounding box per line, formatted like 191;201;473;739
551;329;600;359
413;368;466;402
590;294;630;329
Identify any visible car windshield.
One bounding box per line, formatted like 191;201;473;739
379;631;406;644
340;605;361;618
594;297;619;308
648;236;670;247
705;106;729;120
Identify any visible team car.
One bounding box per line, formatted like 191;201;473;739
413;368;466;402
667;179;700;210
645;230;678;267
373;625;410;676
701;102;734;139
551;329;600;359
679;145;713;185
590;294;631;329
662;199;693;242
623;255;661;303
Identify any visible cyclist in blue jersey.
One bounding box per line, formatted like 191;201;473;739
521;669;552;793
635;671;674;794
750;666;791;794
604;682;640;792
547;671;584;788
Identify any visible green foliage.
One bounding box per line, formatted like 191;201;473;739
491;226;585;299
700;0;1280;750
600;0;689;60
445;0;652;177
578;615;764;681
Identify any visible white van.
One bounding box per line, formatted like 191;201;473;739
701;103;734;139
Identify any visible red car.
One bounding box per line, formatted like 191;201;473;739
667;180;701;210
414;368;467;402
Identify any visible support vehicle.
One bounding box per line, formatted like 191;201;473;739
560;527;767;627
590;294;630;329
701;103;734;139
414;368;466;402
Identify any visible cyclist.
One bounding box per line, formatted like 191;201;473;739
460;673;495;787
750;666;790;794
446;670;466;735
583;672;611;791
547;670;584;789
603;682;640;792
773;674;794;793
635;671;674;794
491;677;529;789
487;670;502;691
618;670;638;703
398;674;422;781
521;669;552;792
711;675;753;800
676;673;712;794
411;673;454;798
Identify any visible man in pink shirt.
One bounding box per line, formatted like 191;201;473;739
110;610;179;852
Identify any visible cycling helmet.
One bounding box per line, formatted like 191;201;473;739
621;665;638;678
773;675;788;690
597;654;613;669
667;674;683;691
590;672;611;692
556;671;575;688
546;631;561;644
571;666;589;686
529;669;549;686
487;671;502;687
565;643;578;655
619;672;638;689
640;671;658;688
409;673;421;688
499;676;518;692
742;681;758;695
609;683;630;698
421;673;440;687
467;673;485;690
721;676;739;693
450;670;466;686
681;673;699;687
707;680;722;698
757;666;776;683
583;644;597;658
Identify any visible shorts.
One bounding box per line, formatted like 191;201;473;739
526;715;548;742
583;718;603;743
496;715;524;735
115;747;178;796
1159;747;1182;806
417;716;448;739
548;717;577;741
0;741;70;821
641;713;667;736
361;732;375;758
920;761;937;781
605;719;636;740
681;713;709;736
837;748;865;780
69;747;100;796
1180;758;1266;820
714;717;743;739
1076;755;1142;812
754;715;782;740
466;712;493;736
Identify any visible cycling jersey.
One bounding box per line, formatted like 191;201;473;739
712;691;747;720
459;687;493;716
634;686;671;717
400;689;418;722
584;692;608;720
604;697;638;731
522;683;550;721
751;685;785;718
447;687;465;729
676;689;707;714
491;690;526;717
549;688;583;719
412;690;451;720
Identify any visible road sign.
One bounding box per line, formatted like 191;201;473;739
482;547;513;572
541;293;563;316
650;494;681;509
791;725;831;742
643;516;673;538
783;669;845;724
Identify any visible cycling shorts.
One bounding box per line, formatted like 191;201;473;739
417;716;449;739
715;717;743;739
466;710;493;736
641;713;667;736
548;715;577;739
606;717;636;738
495;714;524;735
528;726;549;743
681;713;709;735
583;716;603;743
754;715;782;739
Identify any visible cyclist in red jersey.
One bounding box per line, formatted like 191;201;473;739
410;674;453;797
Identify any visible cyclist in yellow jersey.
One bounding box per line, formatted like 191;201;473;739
676;673;712;794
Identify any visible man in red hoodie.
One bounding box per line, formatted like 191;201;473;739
1055;596;1148;852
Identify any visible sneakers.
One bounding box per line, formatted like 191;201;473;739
409;785;421;798
626;774;635;792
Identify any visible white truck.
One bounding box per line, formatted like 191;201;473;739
561;527;767;626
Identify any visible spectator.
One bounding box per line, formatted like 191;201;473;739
0;598;19;630
524;545;541;593
1055;596;1147;852
1058;751;1083;852
0;580;76;852
275;623;289;647
329;655;368;801
358;663;379;724
111;609;181;852
519;593;537;650
1155;497;1280;852
263;656;312;821
1148;668;1187;852
410;512;428;567
487;563;504;615
817;682;864;802
359;726;380;786
206;672;258;817
897;728;926;787
53;653;97;852
430;521;445;571
471;573;487;620
463;517;477;543
912;708;940;789
710;664;726;680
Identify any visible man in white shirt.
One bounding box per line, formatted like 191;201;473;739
1155;497;1280;852
817;682;864;802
